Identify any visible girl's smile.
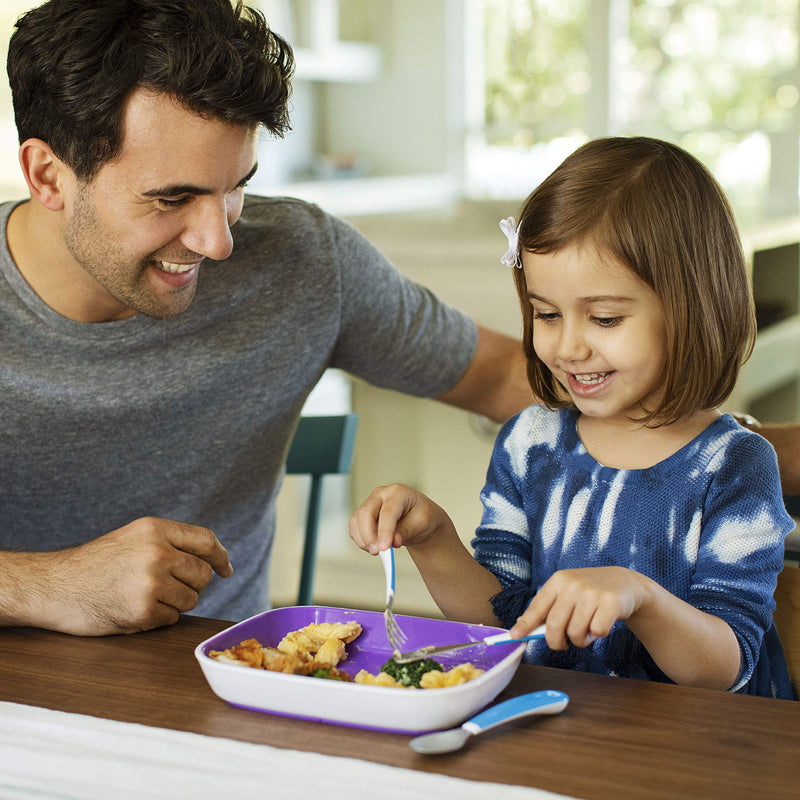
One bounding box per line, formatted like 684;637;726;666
567;370;616;396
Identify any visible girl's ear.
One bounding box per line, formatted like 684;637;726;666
17;138;69;211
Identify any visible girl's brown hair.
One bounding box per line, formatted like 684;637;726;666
512;136;755;426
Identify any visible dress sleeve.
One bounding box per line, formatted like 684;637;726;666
691;431;794;691
327;215;478;398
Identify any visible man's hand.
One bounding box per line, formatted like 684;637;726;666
0;517;233;635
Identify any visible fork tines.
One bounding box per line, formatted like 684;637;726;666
379;548;408;655
384;606;408;655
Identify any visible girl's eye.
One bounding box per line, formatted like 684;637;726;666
593;316;623;327
533;310;560;322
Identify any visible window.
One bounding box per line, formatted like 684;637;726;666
468;0;800;227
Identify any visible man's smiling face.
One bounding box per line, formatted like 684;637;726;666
60;89;259;321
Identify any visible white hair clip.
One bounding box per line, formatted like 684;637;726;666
499;216;521;269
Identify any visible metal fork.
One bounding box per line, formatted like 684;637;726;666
379;548;408;655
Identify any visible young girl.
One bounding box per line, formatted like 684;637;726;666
349;137;796;699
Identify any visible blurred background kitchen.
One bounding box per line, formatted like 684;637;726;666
2;0;799;614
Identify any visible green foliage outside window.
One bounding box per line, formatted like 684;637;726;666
482;0;800;222
485;0;590;145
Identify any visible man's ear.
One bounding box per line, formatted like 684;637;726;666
18;138;70;211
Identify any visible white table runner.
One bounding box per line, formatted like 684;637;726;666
0;701;578;800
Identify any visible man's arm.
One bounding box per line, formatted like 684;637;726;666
435;325;532;423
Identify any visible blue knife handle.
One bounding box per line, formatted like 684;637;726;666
484;623;547;645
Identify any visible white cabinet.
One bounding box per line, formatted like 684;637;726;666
250;0;461;216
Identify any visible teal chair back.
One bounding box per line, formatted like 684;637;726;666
286;413;359;605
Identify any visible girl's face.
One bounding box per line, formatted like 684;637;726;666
522;242;668;427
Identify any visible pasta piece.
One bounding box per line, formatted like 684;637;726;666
353;661;484;689
354;670;407;688
420;663;484;689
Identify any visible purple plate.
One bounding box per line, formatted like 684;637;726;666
194;605;525;733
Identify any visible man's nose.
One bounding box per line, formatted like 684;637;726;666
180;199;235;261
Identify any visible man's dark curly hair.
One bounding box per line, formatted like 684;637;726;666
7;0;294;180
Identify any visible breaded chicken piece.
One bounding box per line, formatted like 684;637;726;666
276;633;313;661
315;637;346;666
209;638;268;668
209;640;308;673
209;620;364;677
306;621;362;644
261;646;307;674
277;621;362;659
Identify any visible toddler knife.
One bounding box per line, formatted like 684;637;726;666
393;623;547;664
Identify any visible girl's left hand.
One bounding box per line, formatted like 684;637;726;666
508;567;647;649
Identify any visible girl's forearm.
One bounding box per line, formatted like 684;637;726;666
627;573;741;690
406;525;504;626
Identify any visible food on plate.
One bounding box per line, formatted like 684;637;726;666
208;620;484;688
307;665;351;681
380;656;444;688
315;636;346;665
418;662;484;688
354;656;484;689
276;620;362;661
209;620;362;677
352;670;405;687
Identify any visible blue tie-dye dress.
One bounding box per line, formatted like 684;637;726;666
472;405;796;699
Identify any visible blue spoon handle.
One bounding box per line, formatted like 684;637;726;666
464;690;569;734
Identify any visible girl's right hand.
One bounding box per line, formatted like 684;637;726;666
348;484;450;555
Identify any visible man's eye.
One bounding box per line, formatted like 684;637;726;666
156;197;190;210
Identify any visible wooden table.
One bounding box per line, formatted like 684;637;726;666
0;615;795;800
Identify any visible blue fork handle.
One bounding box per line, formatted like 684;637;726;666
379;548;396;598
463;690;569;734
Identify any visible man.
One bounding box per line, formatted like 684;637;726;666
0;0;531;635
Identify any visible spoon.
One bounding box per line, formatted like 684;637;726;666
409;690;569;754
